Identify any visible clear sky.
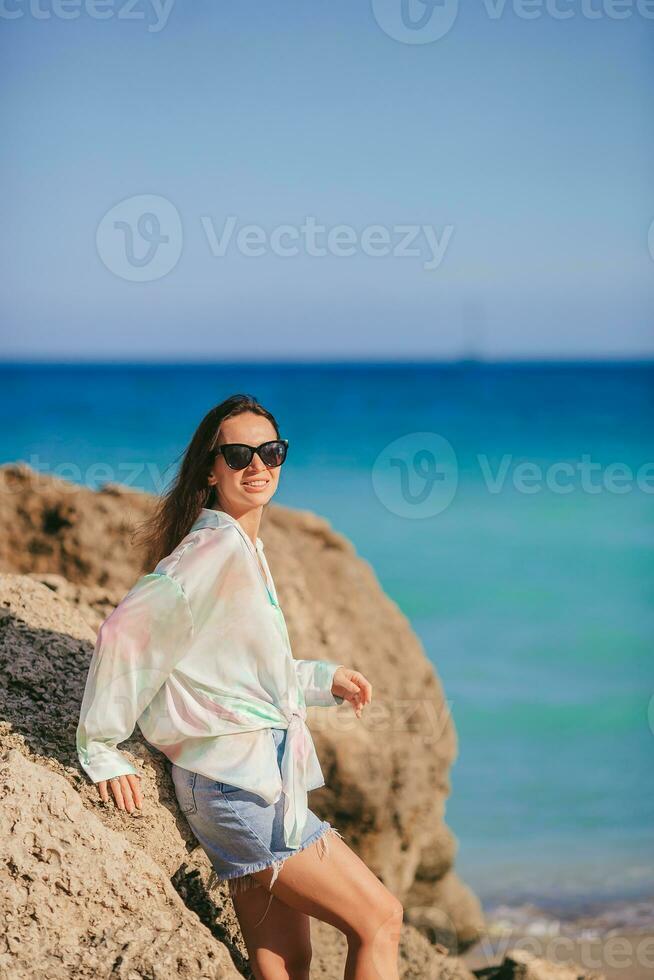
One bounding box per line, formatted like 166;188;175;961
1;1;652;361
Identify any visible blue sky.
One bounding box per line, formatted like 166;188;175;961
1;1;652;360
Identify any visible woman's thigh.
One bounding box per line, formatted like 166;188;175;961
250;828;403;942
231;890;312;980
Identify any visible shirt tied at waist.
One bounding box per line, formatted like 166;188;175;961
278;703;317;849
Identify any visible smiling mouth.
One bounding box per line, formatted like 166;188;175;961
242;479;269;488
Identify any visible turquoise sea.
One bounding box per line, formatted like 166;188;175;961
1;361;652;923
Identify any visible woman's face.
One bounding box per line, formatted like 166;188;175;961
207;411;282;515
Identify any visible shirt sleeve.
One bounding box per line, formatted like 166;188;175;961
294;659;345;707
76;572;193;783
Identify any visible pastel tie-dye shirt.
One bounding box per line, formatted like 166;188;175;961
76;507;344;849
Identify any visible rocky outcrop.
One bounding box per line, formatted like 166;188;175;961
0;463;603;978
475;949;606;980
0;462;482;940
0;747;243;980
0;461;152;591
0;571;481;977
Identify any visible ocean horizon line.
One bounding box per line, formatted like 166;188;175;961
1;356;654;370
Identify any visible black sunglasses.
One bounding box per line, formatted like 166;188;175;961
215;439;289;471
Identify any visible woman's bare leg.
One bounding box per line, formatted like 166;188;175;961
231;888;313;980
245;829;403;980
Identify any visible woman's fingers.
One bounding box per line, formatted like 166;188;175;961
126;774;143;809
95;775;142;813
116;775;142;813
343;670;373;717
119;777;137;813
349;671;373;708
357;673;373;707
109;776;127;810
340;675;362;698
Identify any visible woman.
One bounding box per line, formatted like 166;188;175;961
76;393;403;980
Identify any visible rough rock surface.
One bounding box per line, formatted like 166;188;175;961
0;574;484;977
0;464;601;978
0;461;153;591
475;948;607;980
0;462;483;947
25;571;123;632
0;747;242;979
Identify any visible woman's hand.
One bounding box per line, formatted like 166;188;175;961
96;774;143;814
332;666;372;719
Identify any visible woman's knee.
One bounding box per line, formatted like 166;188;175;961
376;894;404;943
346;891;404;946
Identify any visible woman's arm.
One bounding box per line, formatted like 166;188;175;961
76;525;242;811
76;572;193;786
294;661;373;718
294;659;346;707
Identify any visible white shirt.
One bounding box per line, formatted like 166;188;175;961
76;507;344;848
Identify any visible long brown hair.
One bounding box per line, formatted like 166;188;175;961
132;393;281;571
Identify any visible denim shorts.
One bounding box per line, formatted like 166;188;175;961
171;727;343;923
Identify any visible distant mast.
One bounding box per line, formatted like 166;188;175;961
459;298;485;365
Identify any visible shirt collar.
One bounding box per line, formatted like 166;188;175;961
191;507;264;551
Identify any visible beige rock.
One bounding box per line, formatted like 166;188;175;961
0;732;481;979
0;747;243;979
405;869;487;953
0;572;484;976
477;947;606;980
24;571;123;631
0;461;153;591
0;463;484;949
0;465;603;977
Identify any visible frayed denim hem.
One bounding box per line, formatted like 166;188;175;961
208;824;345;928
